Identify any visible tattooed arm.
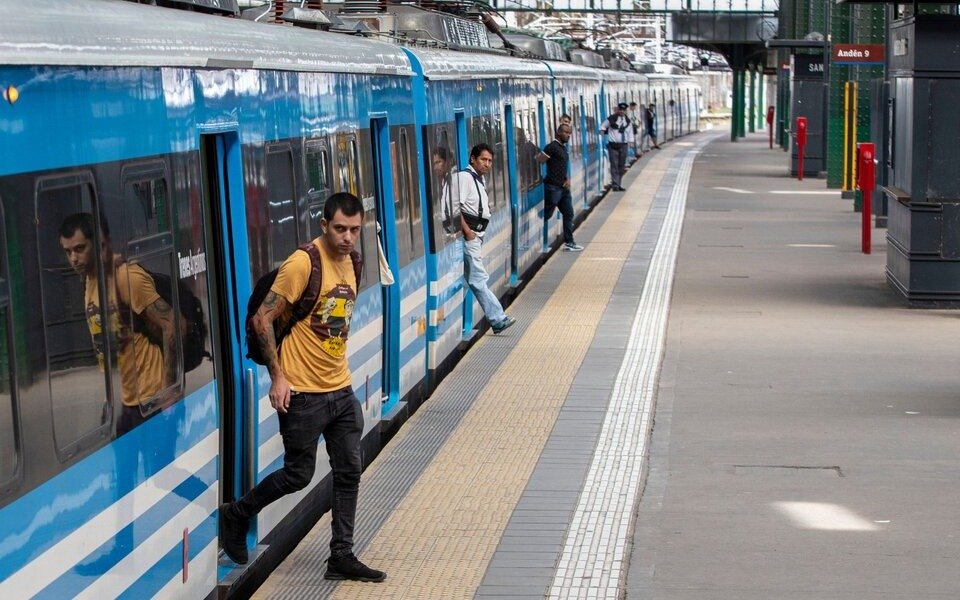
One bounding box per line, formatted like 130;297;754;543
143;296;178;400
251;291;292;413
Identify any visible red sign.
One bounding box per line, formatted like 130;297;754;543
832;44;885;64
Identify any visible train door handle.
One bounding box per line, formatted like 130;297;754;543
245;368;256;493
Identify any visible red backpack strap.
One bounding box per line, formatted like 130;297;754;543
350;250;363;292
289;242;323;324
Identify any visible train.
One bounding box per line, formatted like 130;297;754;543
0;0;700;597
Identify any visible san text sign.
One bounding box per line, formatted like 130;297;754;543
832;44;885;65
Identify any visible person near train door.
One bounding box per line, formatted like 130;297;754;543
536;123;583;252
457;143;516;334
643;103;662;151
600;102;634;192
218;192;386;583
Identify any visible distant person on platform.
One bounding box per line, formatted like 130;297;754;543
599;102;634;192
536;123;582;252
628;101;643;159
643;103;662;151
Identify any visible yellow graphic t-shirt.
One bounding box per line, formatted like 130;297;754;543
85;263;164;407
271;239;358;393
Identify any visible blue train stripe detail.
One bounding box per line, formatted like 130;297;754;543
0;384;217;594
35;458;217;598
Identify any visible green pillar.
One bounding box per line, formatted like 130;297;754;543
749;68;756;133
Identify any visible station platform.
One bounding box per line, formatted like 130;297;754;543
250;132;960;599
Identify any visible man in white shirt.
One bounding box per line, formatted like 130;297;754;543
599;102;635;192
456;143;515;334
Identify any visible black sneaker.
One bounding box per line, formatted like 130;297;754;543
218;502;249;564
325;554;387;582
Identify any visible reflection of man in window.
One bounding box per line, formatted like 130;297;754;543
432;146;460;235
59;213;177;436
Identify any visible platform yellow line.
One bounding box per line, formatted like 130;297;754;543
253;149;678;600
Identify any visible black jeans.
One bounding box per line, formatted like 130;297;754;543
544;183;575;245
236;386;363;558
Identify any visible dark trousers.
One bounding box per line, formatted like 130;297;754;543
544;183;575;245
236;387;363;558
608;142;628;188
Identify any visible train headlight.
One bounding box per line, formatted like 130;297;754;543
3;86;18;105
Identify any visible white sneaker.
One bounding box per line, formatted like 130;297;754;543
564;243;584;252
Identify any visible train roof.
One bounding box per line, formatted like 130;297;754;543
541;61;602;81
404;48;550;81
0;0;413;77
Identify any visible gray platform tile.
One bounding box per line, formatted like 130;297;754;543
475;585;551;598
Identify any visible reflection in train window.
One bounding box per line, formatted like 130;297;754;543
266;145;299;269
0;200;19;491
121;167;183;420
36;175;110;459
305;142;332;239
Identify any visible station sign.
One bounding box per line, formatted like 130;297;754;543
792;54;825;80
832;44;885;65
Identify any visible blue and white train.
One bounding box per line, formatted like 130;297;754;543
0;1;699;597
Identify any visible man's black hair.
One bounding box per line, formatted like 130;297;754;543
432;146;453;162
59;212;109;241
469;143;494;161
323;192;365;221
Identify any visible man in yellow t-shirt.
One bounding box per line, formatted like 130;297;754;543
59;213;178;436
219;192;385;583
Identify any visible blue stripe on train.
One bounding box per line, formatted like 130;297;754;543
0;382;217;582
115;511;216;600
35;458;217;598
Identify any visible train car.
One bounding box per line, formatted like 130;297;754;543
0;1;417;597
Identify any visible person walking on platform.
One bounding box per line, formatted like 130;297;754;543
457;143;516;334
536;123;583;252
219;193;386;583
643;103;662;151
628;101;643;160
600;102;634;192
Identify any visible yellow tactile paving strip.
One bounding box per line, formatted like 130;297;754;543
253;147;677;600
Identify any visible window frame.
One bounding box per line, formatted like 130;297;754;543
34;171;112;462
120;160;184;417
0;198;22;500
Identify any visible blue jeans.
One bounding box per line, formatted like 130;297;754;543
463;237;507;325
544;183;575;245
236;387;363;558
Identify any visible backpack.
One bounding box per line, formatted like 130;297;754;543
245;242;363;366
129;269;210;373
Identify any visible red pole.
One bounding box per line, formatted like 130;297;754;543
796;117;807;182
767;106;774;149
858;143;876;255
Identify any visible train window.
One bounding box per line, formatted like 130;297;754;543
266;144;299;269
305;141;332;238
119;166;183;421
493;114;508;212
423;125;460;252
391;127;420;266
0;200;19;491
36;174;111;459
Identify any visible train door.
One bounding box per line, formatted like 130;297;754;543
578;96;588;204
503;104;520;283
198;132;256;571
370;118;400;412
452;111;477;337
